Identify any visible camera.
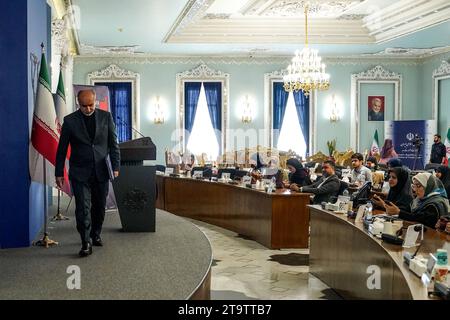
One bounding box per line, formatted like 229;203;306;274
412;134;424;148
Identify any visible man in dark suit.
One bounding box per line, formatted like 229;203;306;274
291;160;340;204
55;90;120;257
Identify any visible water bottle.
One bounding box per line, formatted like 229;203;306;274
365;202;373;220
343;189;349;197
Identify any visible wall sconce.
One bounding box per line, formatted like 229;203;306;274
242;95;253;124
153;96;164;125
329;94;340;123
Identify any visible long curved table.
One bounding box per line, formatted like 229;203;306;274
156;175;311;249
309;205;450;300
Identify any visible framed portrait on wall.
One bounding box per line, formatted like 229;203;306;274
368;96;385;121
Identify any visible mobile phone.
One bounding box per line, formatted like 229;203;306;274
384;200;393;205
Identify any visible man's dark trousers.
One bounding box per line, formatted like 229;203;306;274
71;170;109;245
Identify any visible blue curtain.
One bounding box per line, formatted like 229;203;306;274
96;82;132;143
293;90;310;149
203;82;222;152
184;82;202;137
273;82;289;147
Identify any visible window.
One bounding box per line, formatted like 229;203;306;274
277;92;308;158
186;84;220;161
95;82;132;143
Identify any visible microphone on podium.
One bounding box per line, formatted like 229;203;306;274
116;116;145;139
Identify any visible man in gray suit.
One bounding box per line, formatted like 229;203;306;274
55;89;120;257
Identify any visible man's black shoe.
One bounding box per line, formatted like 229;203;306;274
79;243;93;257
92;237;103;247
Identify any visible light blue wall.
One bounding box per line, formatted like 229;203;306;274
421;52;450;121
74;58;432;164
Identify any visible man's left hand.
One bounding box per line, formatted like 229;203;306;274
114;171;119;178
290;184;300;192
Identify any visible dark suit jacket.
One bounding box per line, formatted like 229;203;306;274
301;174;340;204
55;109;121;182
368;110;384;121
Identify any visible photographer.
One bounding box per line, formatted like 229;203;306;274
430;134;446;165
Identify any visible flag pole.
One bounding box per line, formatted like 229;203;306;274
52;61;70;222
51;189;70;221
34;43;58;248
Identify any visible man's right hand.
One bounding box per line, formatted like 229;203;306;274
56;177;64;189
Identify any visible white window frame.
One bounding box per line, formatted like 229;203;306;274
264;69;316;155
176;64;230;154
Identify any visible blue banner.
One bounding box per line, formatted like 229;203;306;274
385;120;436;170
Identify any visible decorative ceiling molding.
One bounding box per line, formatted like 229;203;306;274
351;65;403;81
163;0;215;42
80;44;143;55
363;0;450;43
433;60;450;77
261;0;363;17
164;0;449;46
203;13;231;20
75;55;422;67
361;46;450;58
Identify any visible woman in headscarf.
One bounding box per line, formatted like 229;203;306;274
387;158;411;175
435;165;450;199
379;139;399;165
384;172;449;229
366;156;379;172
372;167;413;212
285;158;311;188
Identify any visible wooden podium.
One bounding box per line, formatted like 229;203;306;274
113;137;157;232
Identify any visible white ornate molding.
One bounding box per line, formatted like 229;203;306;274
87;64;141;138
432;60;450;121
176;64;230;80
263;0;363;17
350;65;403;151
51;18;69;56
351;65;403;81
87;64;140;80
80;44;142;56
433;60;450;77
176;64;230;154
75;55;425;66
164;0;215;41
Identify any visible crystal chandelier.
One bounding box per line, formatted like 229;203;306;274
283;5;330;96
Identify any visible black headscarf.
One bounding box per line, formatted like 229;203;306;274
436;165;450;199
387;167;413;211
366;156;378;171
287;158;310;186
387;158;402;168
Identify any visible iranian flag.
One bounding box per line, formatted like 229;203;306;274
53;68;72;196
445;127;450;166
29;52;69;194
370;129;380;156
